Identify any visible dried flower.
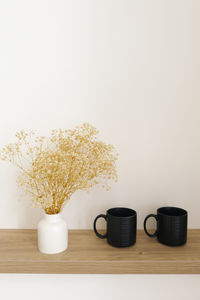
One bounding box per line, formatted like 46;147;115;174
0;124;118;214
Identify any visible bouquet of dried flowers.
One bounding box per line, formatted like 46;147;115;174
0;123;118;214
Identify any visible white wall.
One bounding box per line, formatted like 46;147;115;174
0;0;200;230
0;0;200;299
0;274;199;300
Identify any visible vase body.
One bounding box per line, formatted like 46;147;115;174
38;213;68;254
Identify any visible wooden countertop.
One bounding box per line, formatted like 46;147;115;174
0;229;199;274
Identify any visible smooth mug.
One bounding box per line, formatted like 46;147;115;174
93;207;137;248
144;206;188;246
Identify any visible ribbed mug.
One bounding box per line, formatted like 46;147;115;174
144;206;188;246
93;207;137;247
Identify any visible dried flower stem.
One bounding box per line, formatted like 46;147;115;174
0;123;118;214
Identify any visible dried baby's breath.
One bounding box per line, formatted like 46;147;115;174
0;124;118;214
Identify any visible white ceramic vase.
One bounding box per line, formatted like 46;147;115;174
37;213;68;254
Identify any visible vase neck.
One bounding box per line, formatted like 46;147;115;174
44;213;61;222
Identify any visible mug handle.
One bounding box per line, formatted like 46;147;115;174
144;214;158;238
93;214;107;239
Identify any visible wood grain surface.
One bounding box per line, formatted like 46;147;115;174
0;229;199;274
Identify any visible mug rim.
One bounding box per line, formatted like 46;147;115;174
157;206;187;217
107;207;137;218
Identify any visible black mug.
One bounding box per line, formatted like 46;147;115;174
144;206;188;246
93;207;137;247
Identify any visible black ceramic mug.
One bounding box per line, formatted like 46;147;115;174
93;207;137;247
144;206;188;246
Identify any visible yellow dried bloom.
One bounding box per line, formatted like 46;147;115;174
0;124;118;214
